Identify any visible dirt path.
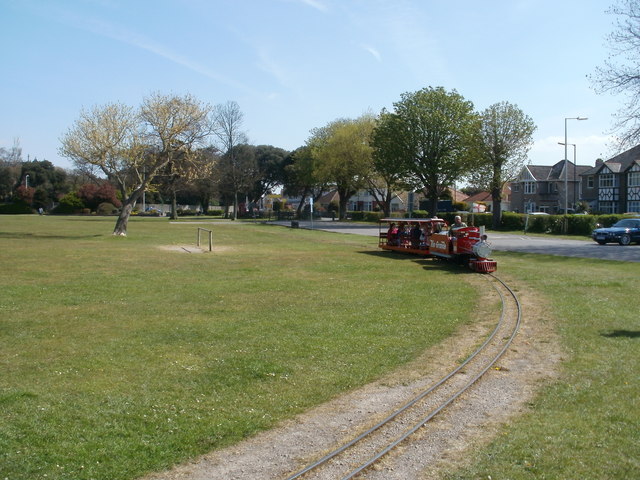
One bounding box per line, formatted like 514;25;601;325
141;274;563;480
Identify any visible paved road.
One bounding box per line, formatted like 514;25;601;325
274;220;640;263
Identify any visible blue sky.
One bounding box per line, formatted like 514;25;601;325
1;0;622;172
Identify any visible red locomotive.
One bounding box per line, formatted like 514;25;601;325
378;217;497;273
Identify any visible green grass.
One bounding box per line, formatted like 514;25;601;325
0;216;478;480
446;253;639;479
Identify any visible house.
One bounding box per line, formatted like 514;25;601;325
580;145;640;214
510;160;591;214
463;185;512;213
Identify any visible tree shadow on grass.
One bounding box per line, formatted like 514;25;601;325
0;232;103;240
600;329;640;339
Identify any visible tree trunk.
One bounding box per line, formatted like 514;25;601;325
492;197;502;230
170;188;178;220
112;189;143;236
233;190;238;220
113;202;134;236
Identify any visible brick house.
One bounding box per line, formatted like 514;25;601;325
580;145;640;214
510;160;591;214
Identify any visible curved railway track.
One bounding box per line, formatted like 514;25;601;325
284;273;522;480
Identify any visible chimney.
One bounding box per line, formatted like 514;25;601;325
595;158;604;166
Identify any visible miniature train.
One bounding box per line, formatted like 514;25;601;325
378;217;497;273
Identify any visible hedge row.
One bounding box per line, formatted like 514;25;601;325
352;210;636;236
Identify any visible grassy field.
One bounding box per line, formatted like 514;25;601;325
445;253;639;479
1;216;637;479
1;216;479;480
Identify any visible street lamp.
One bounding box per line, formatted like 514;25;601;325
559;142;577;208
564;117;587;213
25;174;29;188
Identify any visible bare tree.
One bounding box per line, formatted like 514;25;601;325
60;93;214;235
593;0;640;148
212;101;248;219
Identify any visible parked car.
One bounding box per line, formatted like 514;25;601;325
592;218;640;245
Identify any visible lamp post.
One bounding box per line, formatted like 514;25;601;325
25;174;29;188
564;117;587;213
558;142;577;209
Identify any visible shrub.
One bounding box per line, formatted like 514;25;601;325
567;215;598;235
206;209;224;216
0;201;33;214
96;202;119;215
51;192;85;214
595;214;621;228
410;210;430;218
501;211;525;231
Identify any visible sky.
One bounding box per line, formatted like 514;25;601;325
0;0;626;172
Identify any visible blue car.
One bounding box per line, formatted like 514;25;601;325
592;218;640;245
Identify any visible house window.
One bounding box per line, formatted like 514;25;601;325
599;174;618;188
628;200;640;213
629;171;640;187
512;183;520;192
599;201;617;214
587;176;594;188
524;181;536;194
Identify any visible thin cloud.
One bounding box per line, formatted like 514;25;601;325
42;5;255;94
362;44;382;62
298;0;328;12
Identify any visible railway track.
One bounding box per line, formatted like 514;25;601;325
283;273;522;480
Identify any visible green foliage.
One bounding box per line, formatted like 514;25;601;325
349;211;384;222
51;192;85;214
501;211;525;230
595;214;624;227
453;201;469;211
96;202;119;215
0;201;33;214
206;209;224;216
409;210;430;218
567;215;598;235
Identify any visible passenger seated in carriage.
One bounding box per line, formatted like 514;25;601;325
410;223;422;248
387;222;399;246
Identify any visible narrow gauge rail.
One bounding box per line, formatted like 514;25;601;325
284;274;521;480
378;217;497;273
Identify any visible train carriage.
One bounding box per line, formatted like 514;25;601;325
378;218;497;273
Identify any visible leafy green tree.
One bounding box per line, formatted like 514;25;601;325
248;145;289;204
371;110;415;216
308;114;376;219
19;159;68;209
282;146;329;218
381;87;480;215
469;101;536;228
0;140;23;201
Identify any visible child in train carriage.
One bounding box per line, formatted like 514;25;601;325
399;223;411;246
387;222;399;246
419;224;430;248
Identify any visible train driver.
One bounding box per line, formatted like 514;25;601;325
449;215;467;235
